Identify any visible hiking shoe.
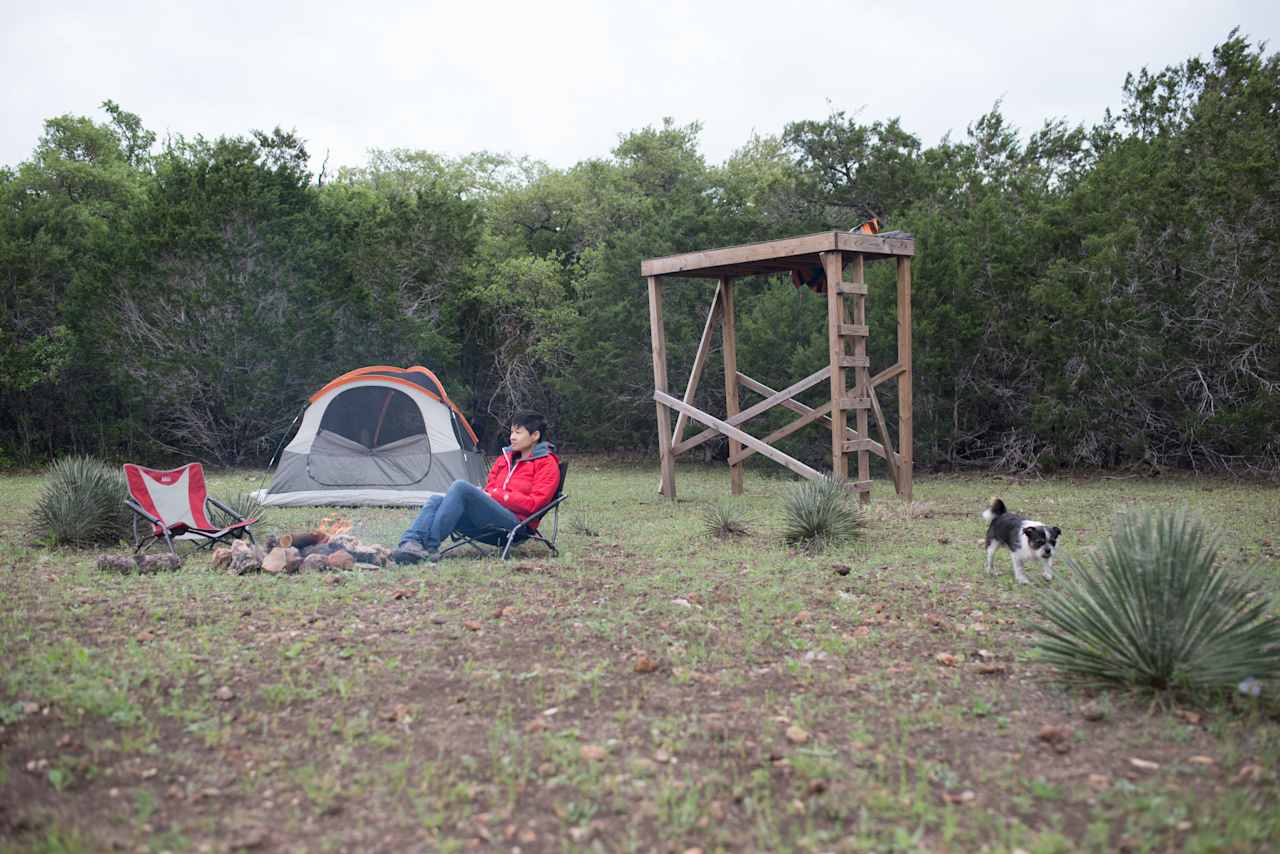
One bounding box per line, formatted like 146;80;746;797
391;540;435;565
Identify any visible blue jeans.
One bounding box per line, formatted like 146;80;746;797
401;480;520;551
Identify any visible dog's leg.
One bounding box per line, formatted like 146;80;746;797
1042;557;1054;581
984;541;998;575
1011;554;1030;585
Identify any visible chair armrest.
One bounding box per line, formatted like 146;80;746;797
126;497;162;527
522;494;567;525
206;495;246;523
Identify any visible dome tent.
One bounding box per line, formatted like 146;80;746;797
253;365;487;507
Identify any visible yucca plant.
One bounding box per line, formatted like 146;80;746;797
781;475;864;551
30;456;131;547
209;490;267;530
1033;508;1280;692
701;502;751;540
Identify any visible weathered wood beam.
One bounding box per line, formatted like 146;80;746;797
897;256;913;501
669;283;722;449
722;278;743;494
648;276;675;499
823;251;848;482
849;254;871;505
641;231;913;278
867;386;901;492
655;391;823;482
729;401;833;465
870;362;906;389
732;372;906;468
672;366;830;456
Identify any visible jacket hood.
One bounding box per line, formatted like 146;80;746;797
503;441;557;461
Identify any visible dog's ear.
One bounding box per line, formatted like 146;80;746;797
1049;526;1061;541
1023;525;1045;544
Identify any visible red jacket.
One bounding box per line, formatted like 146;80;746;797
483;442;561;526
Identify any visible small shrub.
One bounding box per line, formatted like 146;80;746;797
781;476;864;551
30;456;131;547
701;502;751;540
1033;508;1280;692
210;490;267;529
569;514;599;538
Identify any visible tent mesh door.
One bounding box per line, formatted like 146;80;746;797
308;387;432;486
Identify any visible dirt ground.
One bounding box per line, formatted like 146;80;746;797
2;466;1278;852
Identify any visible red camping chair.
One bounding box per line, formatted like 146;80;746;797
123;463;257;555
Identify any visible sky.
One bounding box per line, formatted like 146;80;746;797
3;0;1278;172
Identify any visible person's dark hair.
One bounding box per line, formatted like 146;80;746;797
511;411;548;442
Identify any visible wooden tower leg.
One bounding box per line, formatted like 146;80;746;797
721;277;743;495
648;276;676;499
850;255;870;505
822;251;848;482
897;257;913;501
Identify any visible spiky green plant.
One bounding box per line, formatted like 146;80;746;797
781;476;864;551
701;502;751;540
210;491;267;529
1033;508;1280;692
30;456;131;547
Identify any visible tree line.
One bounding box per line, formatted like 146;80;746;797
2;32;1276;475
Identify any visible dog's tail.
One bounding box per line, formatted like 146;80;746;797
981;496;1006;522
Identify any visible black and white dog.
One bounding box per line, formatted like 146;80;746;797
982;498;1061;584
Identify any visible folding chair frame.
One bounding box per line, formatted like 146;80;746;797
124;463;257;556
440;462;568;561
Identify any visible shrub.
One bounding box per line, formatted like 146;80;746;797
569;514;599;538
31;456;131;547
210;490;267;530
1033;508;1280;692
701;502;751;540
781;476;864;551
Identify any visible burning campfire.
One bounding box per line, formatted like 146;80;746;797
315;516;354;539
211;516;394;575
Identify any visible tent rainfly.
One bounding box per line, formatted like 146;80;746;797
253;365;487;507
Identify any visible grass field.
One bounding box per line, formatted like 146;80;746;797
1;462;1278;852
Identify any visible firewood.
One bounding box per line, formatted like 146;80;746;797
282;531;326;550
230;545;264;575
325;550;354;571
330;534;359;551
262;547;289;574
97;554;137;574
136;553;182;573
350;547;379;565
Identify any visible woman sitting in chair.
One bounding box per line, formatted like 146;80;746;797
391;411;561;564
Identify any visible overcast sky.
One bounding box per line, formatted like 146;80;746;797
3;1;1277;172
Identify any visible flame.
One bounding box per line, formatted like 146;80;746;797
315;516;353;539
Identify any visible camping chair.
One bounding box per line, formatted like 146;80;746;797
441;461;568;560
123;463;257;556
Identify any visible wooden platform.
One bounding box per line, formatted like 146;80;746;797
641;231;914;279
643;230;915;504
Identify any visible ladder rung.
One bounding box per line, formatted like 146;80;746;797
839;324;869;337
